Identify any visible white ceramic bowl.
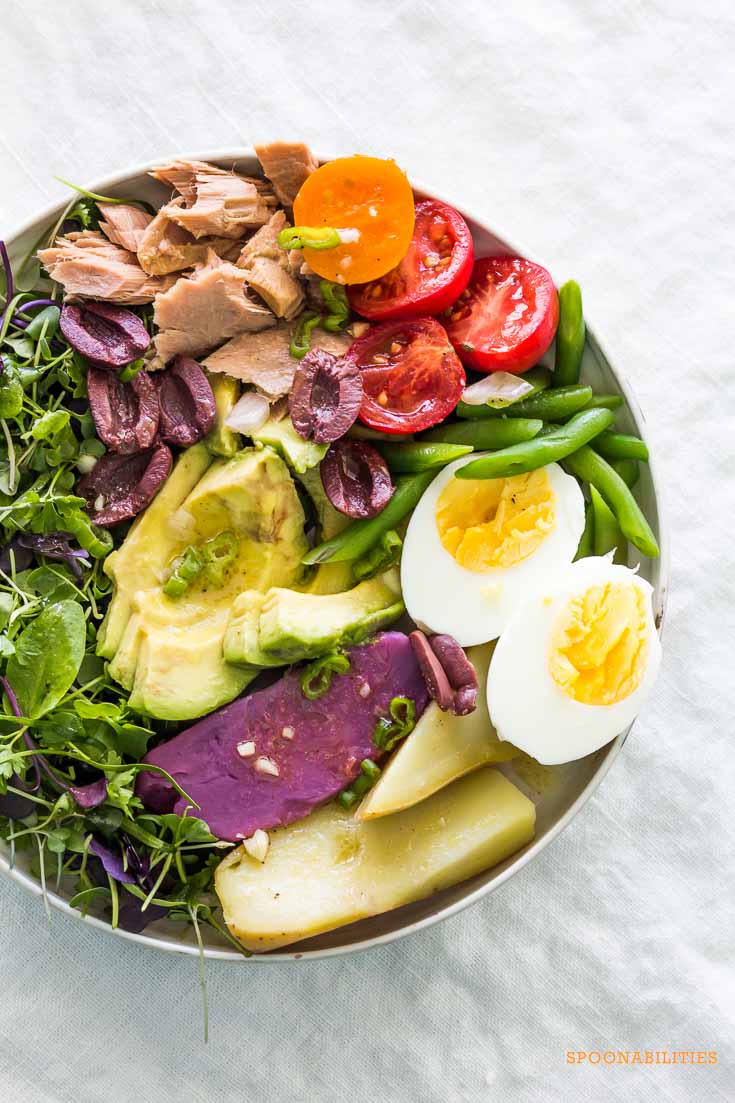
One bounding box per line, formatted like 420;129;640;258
0;151;669;961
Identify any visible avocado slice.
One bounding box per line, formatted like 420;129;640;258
223;574;404;665
104;446;308;721
97;443;213;660
220;591;279;668
205;372;241;457
253;415;328;474
295;467;354;596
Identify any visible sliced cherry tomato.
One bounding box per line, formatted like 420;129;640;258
445;256;559;375
348;199;474;320
292;156;415;285
346;318;465;435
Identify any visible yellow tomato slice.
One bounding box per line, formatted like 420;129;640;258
292;155;415;284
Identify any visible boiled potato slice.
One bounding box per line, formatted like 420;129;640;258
215;767;535;952
357;643;518;820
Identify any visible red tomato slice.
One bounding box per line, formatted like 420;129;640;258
445;257;559;375
348;200;474;321
347;318;465;434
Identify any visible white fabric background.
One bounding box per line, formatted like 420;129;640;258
0;2;733;1100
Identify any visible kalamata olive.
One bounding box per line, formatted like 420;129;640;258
289;348;363;443
409;630;454;711
409;631;478;715
452;684;478;716
157;356;217;447
60;302;150;370
428;634;478;691
320;440;394;519
87;367;160;454
78;442;172;526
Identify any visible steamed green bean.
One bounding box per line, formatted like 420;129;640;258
455;408;614;480
553;280;585;386
562;446;659;558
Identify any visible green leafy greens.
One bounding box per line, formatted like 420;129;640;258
0;228;242;978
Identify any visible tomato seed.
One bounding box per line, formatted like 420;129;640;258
424;253;440;268
390;342;402;354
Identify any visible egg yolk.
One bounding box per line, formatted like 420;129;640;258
549;582;648;705
435;469;556;570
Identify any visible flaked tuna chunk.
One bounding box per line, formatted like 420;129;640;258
150;159;276;239
203;322;295;397
137;199;239;275
152;252;275;364
244;257;304;320
202;322;353;398
38;231;176;304
254;141;319;206
98;204;153;252
237;210;290;268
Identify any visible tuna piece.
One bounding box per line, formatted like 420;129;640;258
38;232;176;304
203;323;353;398
150;159;277;239
237;210;290;268
98;203;153;252
152;252;275;364
137;200;239;275
202;322;295;396
136;632;429;841
237;211;304;317
244;257;304;319
254;141;319;206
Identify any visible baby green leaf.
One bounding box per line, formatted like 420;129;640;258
6;599;86;718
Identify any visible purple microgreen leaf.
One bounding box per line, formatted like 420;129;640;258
68;777;108;809
0;786;36;819
15;532;91;581
117;896;167;933
0;240;14;328
88;838;136;884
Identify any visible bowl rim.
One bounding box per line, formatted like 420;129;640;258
0;148;670;962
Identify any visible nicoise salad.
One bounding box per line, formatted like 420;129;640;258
0;144;660;951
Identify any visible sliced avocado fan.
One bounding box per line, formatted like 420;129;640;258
223;573;404;666
100;445;308;721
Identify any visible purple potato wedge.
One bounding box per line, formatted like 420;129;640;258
136;632;429;841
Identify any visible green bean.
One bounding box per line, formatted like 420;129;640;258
515;385;596;423
584;394;623;411
590;486;627;564
456;366;551;419
455;408;614;481
457;384;591;423
553;280;585;386
575;502;595;561
377;441;473;473
302;469;436;565
611;458;639;489
593;431;649;462
421;418;543;450
562;446;658;558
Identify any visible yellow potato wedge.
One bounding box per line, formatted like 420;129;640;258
215;767;535;952
356;643;518;820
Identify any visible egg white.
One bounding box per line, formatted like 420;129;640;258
400;458;585;645
487;557;662;764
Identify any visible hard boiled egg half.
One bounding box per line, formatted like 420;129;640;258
400;458;585;645
487;556;662;764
